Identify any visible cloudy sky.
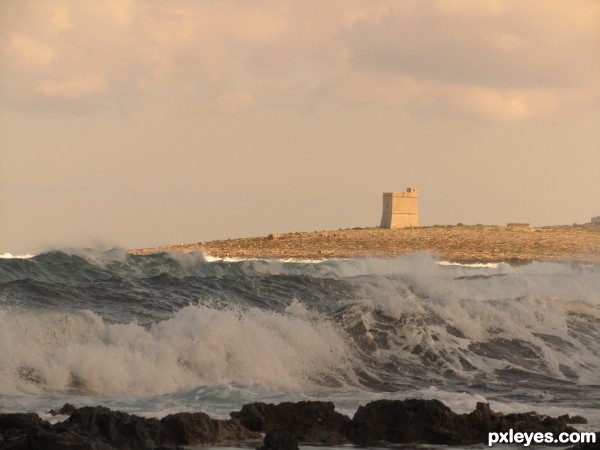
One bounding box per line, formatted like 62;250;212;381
1;0;599;254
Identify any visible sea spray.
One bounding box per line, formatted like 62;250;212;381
0;302;351;396
0;250;598;429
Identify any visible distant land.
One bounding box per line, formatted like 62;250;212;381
131;225;600;264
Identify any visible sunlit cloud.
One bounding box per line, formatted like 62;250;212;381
6;32;56;67
484;33;527;53
37;74;107;100
215;89;256;114
0;0;598;122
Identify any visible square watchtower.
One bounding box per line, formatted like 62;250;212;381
380;187;419;228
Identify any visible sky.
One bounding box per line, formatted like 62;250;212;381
1;0;599;254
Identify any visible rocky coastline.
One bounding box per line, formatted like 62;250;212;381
131;225;600;264
1;399;597;450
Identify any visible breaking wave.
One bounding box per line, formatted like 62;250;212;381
0;250;599;412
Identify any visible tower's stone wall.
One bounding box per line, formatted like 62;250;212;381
380;187;419;228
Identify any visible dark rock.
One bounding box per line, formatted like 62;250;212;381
0;412;114;449
50;403;78;416
56;406;159;450
0;413;56;449
1;406;258;450
159;412;259;445
559;414;589;425
0;428;114;450
151;447;189;450
348;399;459;445
464;402;578;443
257;430;298;450
231;401;350;444
0;413;50;438
1;401;589;449
347;399;580;446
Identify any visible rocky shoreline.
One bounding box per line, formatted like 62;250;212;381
1;399;597;449
131;225;600;264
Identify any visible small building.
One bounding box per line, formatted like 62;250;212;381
380;187;419;228
592;216;600;225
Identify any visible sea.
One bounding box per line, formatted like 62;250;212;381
0;249;599;449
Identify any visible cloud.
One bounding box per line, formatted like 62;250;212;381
417;84;560;123
432;0;507;17
104;0;135;26
235;10;288;44
37;74;107;99
342;2;598;90
6;32;56;67
214;89;255;113
484;32;527;53
301;68;560;122
0;0;597;122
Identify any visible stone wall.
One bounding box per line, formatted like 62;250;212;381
380;187;419;228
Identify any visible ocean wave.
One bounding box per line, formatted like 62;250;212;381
0;250;598;405
2;247;599;285
0;294;598;399
0;302;352;396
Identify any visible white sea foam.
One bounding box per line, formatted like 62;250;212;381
202;254;327;264
0;301;352;397
438;260;500;268
335;257;600;385
0;252;34;259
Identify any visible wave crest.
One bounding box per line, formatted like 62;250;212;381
0;302;351;396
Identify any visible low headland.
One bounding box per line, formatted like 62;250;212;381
131;224;600;264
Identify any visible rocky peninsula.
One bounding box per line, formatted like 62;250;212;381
131;225;600;264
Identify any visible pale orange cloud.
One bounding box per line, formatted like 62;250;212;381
433;0;506;17
37;74;107;99
6;32;56;67
485;33;527;53
302;68;560;122
215;89;256;114
432;85;560;122
0;0;597;122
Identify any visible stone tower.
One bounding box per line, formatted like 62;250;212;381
380;187;419;228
